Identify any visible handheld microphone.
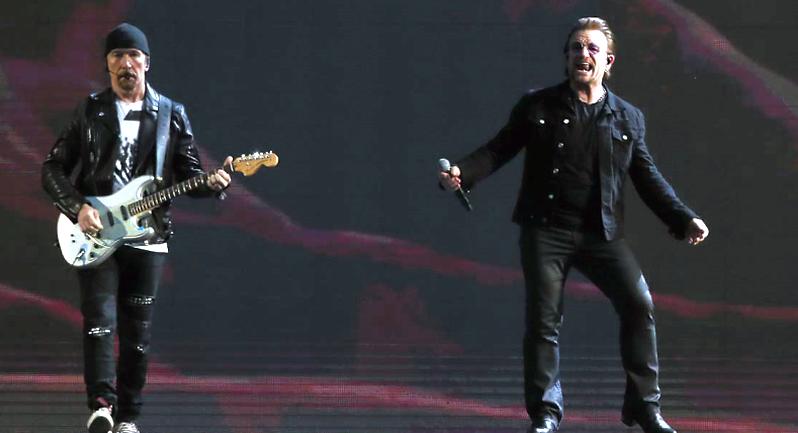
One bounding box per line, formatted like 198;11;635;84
438;158;473;211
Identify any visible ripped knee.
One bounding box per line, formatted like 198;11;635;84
85;324;114;338
124;294;155;307
120;294;155;320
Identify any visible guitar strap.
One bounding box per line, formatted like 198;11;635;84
154;95;173;179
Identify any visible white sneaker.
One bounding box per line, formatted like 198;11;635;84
87;407;113;433
114;422;140;433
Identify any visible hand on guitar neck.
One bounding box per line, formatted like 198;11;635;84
207;155;234;192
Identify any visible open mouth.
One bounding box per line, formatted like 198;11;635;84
575;62;593;72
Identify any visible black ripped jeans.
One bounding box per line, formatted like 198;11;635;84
519;224;661;422
77;246;166;422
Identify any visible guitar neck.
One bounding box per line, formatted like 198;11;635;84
128;170;220;215
125;151;276;216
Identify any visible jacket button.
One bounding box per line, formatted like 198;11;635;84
557;142;565;149
547;193;555;200
538;119;545;125
622;134;628;141
552;168;559;174
562;118;570;124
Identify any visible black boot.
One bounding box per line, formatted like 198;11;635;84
527;413;559;433
622;404;677;433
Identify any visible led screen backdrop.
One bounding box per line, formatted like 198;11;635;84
1;0;797;432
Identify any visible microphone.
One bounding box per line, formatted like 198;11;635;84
438;158;473;211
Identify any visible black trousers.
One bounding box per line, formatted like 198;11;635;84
519;224;661;422
77;246;166;422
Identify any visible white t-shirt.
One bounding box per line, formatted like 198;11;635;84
115;98;168;253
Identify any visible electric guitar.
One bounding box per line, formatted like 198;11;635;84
56;151;278;268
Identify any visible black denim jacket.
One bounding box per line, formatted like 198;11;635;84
457;81;698;241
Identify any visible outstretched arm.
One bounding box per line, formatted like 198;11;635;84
628;109;704;241
685;218;709;245
454;93;534;190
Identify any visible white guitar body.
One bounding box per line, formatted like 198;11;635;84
57;176;159;268
55;151;278;268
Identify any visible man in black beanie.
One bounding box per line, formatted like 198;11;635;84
42;23;234;433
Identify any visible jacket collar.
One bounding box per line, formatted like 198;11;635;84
90;88;119;135
142;84;161;114
134;84;161;175
602;86;624;117
555;80;624;118
92;83;161;113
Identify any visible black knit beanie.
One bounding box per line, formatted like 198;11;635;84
104;23;150;57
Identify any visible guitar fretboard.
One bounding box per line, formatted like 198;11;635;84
127;174;210;215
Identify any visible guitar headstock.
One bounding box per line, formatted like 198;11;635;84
231;151;279;176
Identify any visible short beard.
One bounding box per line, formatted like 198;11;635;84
117;76;138;93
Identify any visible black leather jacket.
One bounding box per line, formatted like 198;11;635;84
42;85;213;240
457;81;698;241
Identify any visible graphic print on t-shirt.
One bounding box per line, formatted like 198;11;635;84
113;99;143;191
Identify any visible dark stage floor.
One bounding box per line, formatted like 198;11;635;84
2;342;797;433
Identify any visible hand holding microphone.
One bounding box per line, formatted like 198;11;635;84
438;160;461;189
438;158;473;211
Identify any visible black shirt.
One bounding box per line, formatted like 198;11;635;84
549;92;605;231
